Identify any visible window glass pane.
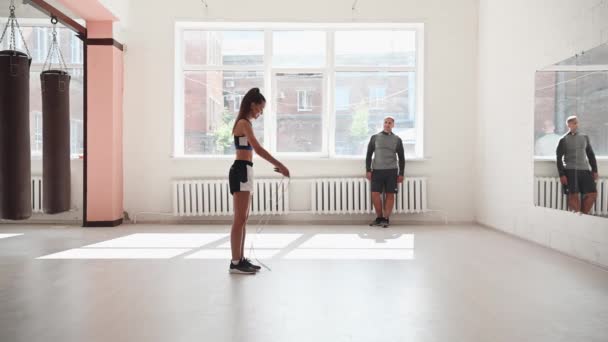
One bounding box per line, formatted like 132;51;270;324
184;30;264;66
334;72;416;156
184;71;264;155
276;73;323;152
273;31;326;67
335;30;416;67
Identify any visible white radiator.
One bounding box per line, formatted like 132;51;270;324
311;177;428;214
31;176;43;213
172;179;289;216
534;177;608;216
599;179;608;216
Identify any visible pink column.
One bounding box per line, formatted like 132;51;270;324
85;21;124;227
51;1;123;227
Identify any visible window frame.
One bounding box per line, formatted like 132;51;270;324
174;22;425;159
32;111;43;153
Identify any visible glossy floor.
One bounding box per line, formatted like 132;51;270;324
1;224;607;342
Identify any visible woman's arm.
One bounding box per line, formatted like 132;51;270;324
241;121;290;177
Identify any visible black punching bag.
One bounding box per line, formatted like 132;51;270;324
41;70;71;214
0;50;32;220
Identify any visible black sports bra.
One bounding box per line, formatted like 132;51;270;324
234;135;252;150
234;119;253;150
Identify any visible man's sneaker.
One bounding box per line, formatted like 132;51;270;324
242;258;261;271
369;217;384;227
382;218;390;228
229;260;256;274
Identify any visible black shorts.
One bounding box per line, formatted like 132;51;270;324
229;160;254;195
564;170;596;194
371;169;399;194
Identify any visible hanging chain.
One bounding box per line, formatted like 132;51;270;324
10;10;16;50
42;28;54;70
13;12;31;57
43;17;68;72
0;0;32;57
9;0;15;45
0;3;12;46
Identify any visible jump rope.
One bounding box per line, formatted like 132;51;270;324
246;173;288;272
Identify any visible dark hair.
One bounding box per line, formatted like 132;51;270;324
232;88;266;132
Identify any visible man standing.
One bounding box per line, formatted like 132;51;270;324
556;115;599;214
366;116;405;228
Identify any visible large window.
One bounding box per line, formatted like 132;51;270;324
0;22;84;157
175;23;424;158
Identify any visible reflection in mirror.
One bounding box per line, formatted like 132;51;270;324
534;45;608;217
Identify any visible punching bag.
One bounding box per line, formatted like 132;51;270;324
0;50;32;220
41;70;71;214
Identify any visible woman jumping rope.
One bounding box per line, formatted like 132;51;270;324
228;88;290;274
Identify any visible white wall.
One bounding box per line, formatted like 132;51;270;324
122;0;479;223
477;0;608;266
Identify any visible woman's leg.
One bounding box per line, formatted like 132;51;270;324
240;194;251;258
231;192;251;261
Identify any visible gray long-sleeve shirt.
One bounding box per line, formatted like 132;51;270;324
365;131;405;175
556;132;598;176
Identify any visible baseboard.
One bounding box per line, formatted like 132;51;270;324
84;218;123;228
127;212;471;226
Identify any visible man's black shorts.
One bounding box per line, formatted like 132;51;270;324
564;170;596;194
371;169;399;194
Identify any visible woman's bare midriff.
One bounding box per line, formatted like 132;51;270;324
235;149;253;162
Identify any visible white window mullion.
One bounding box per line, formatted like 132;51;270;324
70;33;77;64
42;28;48;63
264;29;275;154
320;74;328;157
326;30;335;158
183;65;265;72
271;67;326;74
334;66;416;72
415;26;425;158
32;112;43;153
36;28;42;62
174;26;185;157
